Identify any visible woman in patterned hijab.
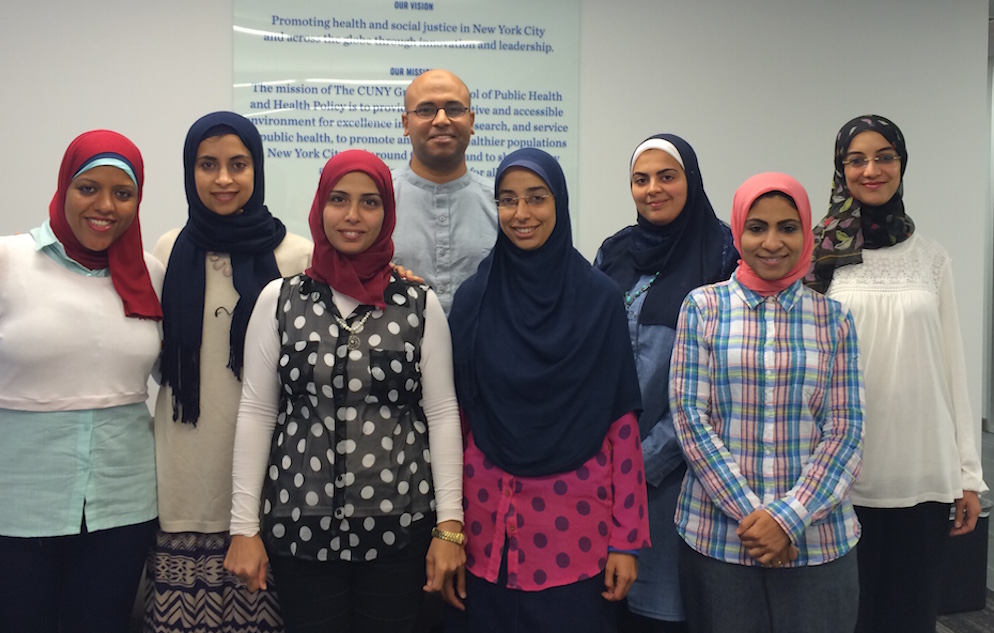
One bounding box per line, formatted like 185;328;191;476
806;115;985;633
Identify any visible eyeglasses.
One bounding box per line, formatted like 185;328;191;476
495;194;553;209
841;154;901;169
407;104;470;120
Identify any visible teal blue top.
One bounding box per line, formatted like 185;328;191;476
0;403;157;536
0;226;156;537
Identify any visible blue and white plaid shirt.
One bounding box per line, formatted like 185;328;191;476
671;273;864;566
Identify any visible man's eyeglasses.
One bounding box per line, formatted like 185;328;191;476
407;104;470;120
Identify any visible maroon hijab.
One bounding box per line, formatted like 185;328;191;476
305;150;395;307
49;130;161;320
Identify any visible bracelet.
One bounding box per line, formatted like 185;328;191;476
431;527;465;546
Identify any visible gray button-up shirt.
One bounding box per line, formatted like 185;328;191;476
392;164;498;314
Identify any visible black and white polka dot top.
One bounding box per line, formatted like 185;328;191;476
261;273;436;562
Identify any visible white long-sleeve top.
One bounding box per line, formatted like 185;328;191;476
827;234;986;507
230;278;463;536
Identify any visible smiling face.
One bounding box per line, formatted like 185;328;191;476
322;171;385;255
402;70;475;181
497;167;556;251
63;165;139;252
843;130;901;207
739;193;804;281
631;149;688;226
194;134;254;216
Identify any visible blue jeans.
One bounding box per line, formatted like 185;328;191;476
679;542;858;633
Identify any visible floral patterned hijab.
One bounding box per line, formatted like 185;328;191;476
805;114;913;294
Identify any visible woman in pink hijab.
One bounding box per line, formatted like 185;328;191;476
669;173;864;633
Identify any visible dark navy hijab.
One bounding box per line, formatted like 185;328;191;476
597;134;734;327
160;111;286;424
449;148;641;477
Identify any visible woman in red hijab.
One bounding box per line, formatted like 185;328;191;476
224;150;464;632
0;130;163;632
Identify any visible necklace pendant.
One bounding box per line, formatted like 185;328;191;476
347;334;360;351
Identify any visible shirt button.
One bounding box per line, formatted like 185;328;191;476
508;525;515;533
504;489;512;497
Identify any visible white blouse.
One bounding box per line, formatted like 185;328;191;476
827;234;985;507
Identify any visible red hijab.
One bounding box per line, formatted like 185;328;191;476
305;150;395;307
731;172;814;296
49;130;162;320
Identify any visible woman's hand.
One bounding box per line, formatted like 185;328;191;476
951;490;982;536
223;534;269;592
390;262;425;284
602;552;637;601
424;520;467;610
737;508;791;566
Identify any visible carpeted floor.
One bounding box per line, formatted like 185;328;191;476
938;590;994;633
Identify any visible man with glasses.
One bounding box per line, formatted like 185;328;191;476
393;69;497;314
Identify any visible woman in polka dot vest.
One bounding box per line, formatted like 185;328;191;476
447;148;651;632
223;149;465;632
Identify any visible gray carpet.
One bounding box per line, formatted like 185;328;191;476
938;590;994;633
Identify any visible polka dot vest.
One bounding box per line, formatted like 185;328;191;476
262;274;435;562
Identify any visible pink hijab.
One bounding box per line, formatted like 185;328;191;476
731;172;814;296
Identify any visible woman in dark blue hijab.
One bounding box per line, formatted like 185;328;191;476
146;111;312;633
447;148;648;632
595;134;737;632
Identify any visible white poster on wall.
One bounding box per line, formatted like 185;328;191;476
233;0;579;235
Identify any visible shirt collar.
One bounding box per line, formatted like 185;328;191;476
731;271;803;312
29;220;109;277
397;162;477;193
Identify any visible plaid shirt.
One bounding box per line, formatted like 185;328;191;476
671;275;863;566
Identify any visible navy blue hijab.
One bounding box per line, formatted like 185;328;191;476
160;111;286;424
449;148;641;477
597;134;734;327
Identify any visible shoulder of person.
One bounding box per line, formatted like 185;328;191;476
386;273;430;295
0;233;33;270
144;250;166;290
0;232;32;248
153;228;182;265
801;282;845;313
466;169;492;190
909;233;950;262
597;225;636;255
584;262;628;300
687;278;733;309
275;232;313;271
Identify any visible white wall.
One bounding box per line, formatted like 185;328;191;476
2;0;990;429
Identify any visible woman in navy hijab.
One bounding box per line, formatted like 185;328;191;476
447;148;649;632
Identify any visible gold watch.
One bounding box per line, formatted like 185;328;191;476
431;526;465;546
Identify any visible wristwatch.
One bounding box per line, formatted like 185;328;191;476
431;526;465;546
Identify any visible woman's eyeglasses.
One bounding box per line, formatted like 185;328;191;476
841;154;901;169
495;194;553;209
